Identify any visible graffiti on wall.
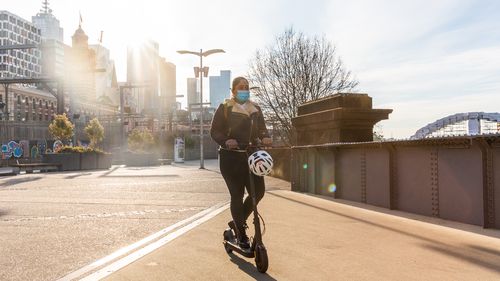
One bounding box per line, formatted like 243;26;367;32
1;139;56;160
53;140;63;152
1;141;22;159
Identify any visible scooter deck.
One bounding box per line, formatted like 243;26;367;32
223;240;255;258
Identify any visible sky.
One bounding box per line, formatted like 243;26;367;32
1;0;499;139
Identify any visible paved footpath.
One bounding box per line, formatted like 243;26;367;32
100;174;500;280
0;160;229;281
3;160;500;280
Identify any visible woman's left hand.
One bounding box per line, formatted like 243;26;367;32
262;137;273;146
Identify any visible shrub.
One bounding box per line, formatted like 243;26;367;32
48;113;74;142
84;118;104;148
127;129;155;153
58;145;104;154
184;135;196;149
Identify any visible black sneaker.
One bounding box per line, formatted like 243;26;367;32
227;221;250;249
238;231;250;249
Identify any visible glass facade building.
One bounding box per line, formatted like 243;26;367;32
209;70;231;107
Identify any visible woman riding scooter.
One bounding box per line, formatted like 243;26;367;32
210;76;272;249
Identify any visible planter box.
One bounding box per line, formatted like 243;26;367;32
42;153;80;171
124;152;159;167
42;152;112;171
80;153;98;170
97;153;113;169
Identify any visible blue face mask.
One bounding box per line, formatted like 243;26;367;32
236;90;250;103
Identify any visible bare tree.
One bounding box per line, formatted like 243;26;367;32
248;27;359;146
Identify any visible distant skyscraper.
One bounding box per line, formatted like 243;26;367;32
160;59;176;112
32;0;65;78
90;44;118;103
209;70;231;107
127;40;160;114
31;0;63;42
187;77;199;108
0;10;42;78
39;39;65;78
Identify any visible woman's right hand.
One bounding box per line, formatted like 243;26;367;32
225;139;239;149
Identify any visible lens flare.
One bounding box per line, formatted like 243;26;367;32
303;163;308;169
328;183;337;193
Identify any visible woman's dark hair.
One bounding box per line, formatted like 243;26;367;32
232;76;248;90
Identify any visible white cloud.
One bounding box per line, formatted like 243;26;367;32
323;0;500;138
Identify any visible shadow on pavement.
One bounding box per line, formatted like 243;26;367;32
0;209;8;217
97;166;180;178
99;166;120;177
0;176;42;187
467;245;500;257
100;175;180;178
268;192;500;274
65;173;92;179
306;193;500;240
422;244;500;274
229;254;277;281
125;167;161;170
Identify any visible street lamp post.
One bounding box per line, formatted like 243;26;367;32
119;84;150;157
177;49;225;169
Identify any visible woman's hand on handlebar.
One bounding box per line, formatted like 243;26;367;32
225;139;239;149
261;137;273;147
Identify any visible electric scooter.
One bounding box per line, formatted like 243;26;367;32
222;117;269;273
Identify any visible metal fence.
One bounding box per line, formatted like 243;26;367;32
0;120;123;152
0;121;52;142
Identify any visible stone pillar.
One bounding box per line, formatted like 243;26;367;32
292;93;392;145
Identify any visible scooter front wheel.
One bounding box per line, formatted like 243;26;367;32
255;244;268;273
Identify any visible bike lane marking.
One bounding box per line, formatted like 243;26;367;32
57;201;229;281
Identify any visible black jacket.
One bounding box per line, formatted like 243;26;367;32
210;99;270;148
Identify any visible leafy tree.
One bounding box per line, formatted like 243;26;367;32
248;27;359;145
373;124;385;141
127;128;155;152
84;118;104;148
48;113;74;142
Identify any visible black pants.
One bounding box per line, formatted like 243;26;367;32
219;149;265;230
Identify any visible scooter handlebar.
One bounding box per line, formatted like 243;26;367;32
221;144;273;153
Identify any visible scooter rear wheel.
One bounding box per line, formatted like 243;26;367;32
255;244;268;273
224;243;232;254
223;229;234;254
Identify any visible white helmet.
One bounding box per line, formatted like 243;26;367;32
248;150;274;176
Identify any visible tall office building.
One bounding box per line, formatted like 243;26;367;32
90;44;118;104
127;40;160;114
209;70;231;107
32;0;65;79
0;10;42;78
31;0;63;42
38;39;65;78
126;40;176;116
187;77;199;108
160;59;176;112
